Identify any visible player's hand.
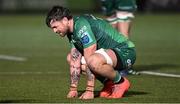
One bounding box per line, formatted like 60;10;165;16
79;90;94;100
67;90;78;98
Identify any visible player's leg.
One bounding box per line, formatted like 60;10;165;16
117;20;132;37
114;0;136;37
66;49;82;98
87;48;131;98
106;14;118;29
87;49;117;80
87;49;117;97
100;0;118;29
108;47;136;98
81;56;112;98
116;11;134;38
79;57;95;99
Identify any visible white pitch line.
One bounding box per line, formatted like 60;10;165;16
139;71;180;78
0;55;27;61
0;71;61;75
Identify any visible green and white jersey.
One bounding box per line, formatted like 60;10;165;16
67;14;135;55
101;0;137;16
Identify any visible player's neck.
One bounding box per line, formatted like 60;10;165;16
69;19;74;33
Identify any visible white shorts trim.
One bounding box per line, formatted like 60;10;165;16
116;11;134;20
95;48;113;66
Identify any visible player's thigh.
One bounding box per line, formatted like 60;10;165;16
117;21;131;36
105;49;118;68
87;52;107;68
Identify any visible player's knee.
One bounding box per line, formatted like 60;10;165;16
87;55;103;73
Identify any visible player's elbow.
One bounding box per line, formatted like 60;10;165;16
66;53;71;64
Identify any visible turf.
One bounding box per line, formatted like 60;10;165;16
0;13;180;103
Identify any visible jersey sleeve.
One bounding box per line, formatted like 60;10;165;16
75;17;96;48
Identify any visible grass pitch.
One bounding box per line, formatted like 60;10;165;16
0;13;180;103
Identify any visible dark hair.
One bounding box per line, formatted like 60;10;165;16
46;6;72;27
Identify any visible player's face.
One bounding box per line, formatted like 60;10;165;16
50;17;69;37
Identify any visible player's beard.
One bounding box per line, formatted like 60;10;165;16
56;28;67;37
58;24;71;37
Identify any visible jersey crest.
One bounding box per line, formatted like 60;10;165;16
81;31;92;44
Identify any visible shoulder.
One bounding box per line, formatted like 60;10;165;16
74;15;89;25
73;16;91;35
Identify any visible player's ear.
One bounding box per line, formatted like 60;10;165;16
62;17;68;24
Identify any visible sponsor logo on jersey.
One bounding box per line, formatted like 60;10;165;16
81;35;90;44
78;26;87;35
127;59;132;68
81;32;92;44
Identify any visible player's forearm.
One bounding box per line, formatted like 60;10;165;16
70;66;81;90
69;48;82;90
83;44;96;91
86;67;95;92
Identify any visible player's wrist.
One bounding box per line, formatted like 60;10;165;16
86;85;94;92
70;85;77;91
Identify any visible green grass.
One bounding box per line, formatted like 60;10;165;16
0;13;180;103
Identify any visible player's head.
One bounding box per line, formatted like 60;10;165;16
46;6;72;27
46;6;72;37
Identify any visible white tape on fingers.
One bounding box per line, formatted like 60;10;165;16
81;56;86;64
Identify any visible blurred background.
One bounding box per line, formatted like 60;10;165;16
0;0;180;13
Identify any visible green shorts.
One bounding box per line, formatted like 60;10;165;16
101;0;137;16
112;47;136;70
96;46;136;83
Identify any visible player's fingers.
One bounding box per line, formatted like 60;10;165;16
79;94;84;99
79;92;94;100
67;91;78;98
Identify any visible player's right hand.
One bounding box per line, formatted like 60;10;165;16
67;90;78;98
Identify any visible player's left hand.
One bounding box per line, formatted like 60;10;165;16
79;90;94;100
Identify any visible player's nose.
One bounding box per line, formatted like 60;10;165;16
53;28;57;33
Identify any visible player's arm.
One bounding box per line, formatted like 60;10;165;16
83;38;97;88
77;17;96;99
70;48;82;87
67;47;82;98
83;44;96;90
79;45;96;100
80;59;95;99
